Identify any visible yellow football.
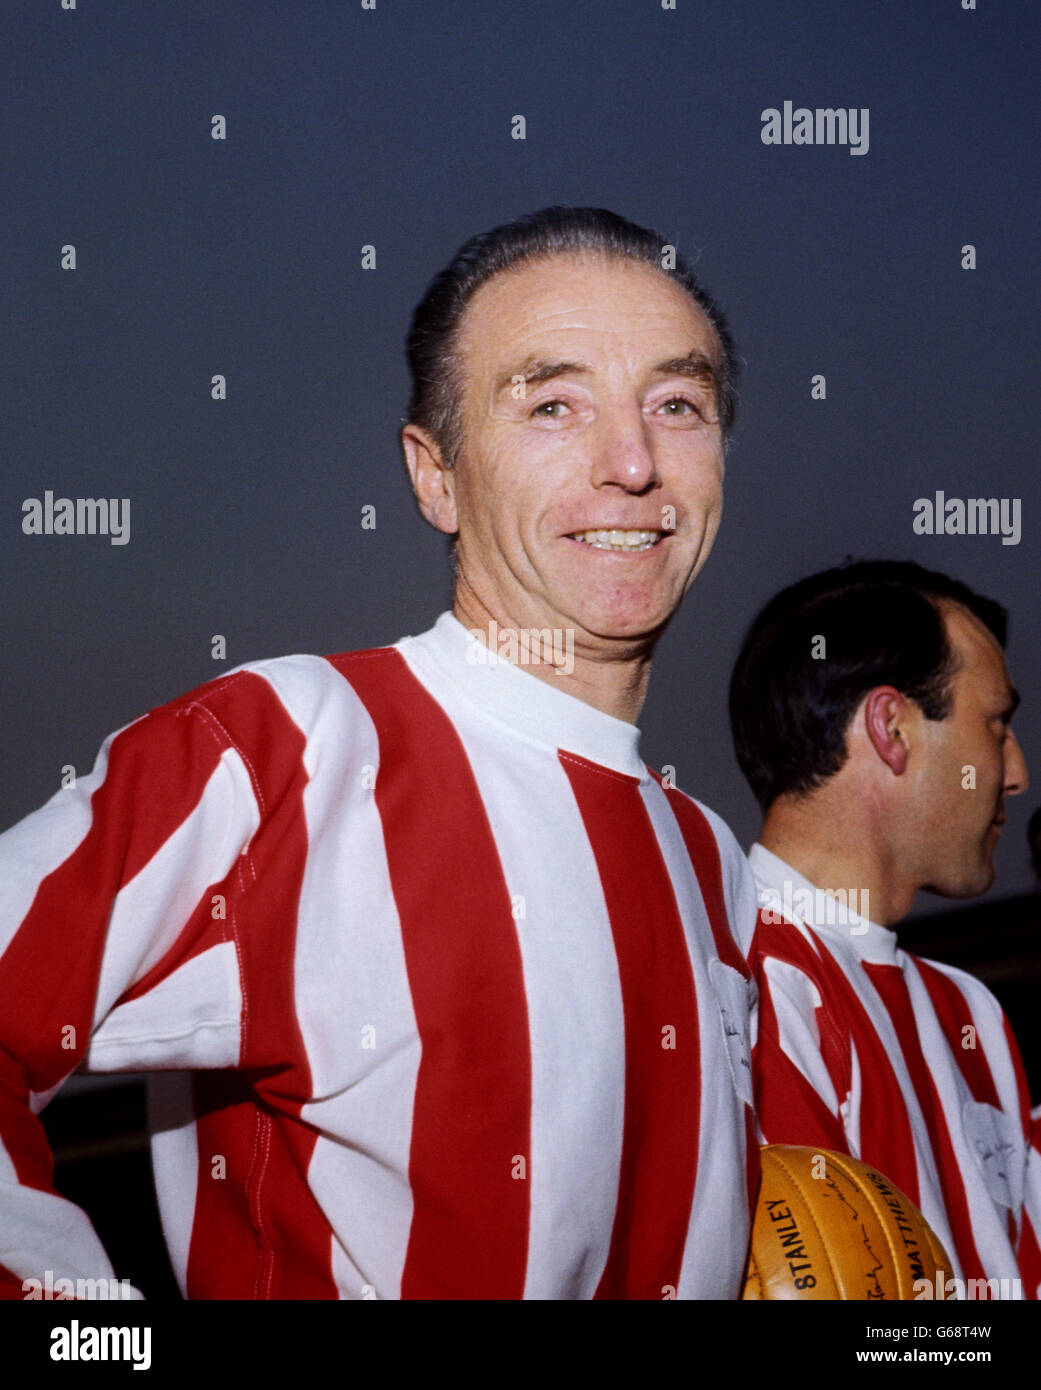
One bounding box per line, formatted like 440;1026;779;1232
742;1145;954;1300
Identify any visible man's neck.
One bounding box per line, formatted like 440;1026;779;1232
759;796;916;928
451;594;655;725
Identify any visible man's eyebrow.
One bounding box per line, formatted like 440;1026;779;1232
493;350;720;397
649;352;720;392
494;358;592;395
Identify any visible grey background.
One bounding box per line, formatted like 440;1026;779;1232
3;0;1039;912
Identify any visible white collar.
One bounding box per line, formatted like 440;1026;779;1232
395;612;646;780
748;842;900;964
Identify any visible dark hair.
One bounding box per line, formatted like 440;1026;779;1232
729;559;1009;810
405;206;738;465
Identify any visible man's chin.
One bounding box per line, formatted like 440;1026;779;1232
575;614;672;649
922;860;996;900
567;594;678;644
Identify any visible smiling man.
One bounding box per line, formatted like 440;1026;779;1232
404;246;728;720
731;560;1041;1298
0;207;758;1301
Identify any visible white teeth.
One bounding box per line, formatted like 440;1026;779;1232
572;529;661;551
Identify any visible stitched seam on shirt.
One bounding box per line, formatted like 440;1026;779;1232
230;857;251;1061
231;841;264;1295
557;749;641;786
182;691;273;1294
812;989;853;1106
173;670;255;700
158;693;270;1291
179;700;269;822
87;1018;240;1049
170;704;257;1063
248;1111;274;1299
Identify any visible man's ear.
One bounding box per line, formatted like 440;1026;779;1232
401;424;459;535
863;687;910;776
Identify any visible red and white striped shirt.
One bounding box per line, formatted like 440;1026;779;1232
0;613;759;1300
749;843;1041;1299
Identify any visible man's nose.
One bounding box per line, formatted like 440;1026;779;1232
1005;729;1029;797
589;407;660;492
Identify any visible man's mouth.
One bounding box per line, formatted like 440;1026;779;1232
568;529;665;553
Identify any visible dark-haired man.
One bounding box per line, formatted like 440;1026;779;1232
730;559;1041;1298
0;208;758;1300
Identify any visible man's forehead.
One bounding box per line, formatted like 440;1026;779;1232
942;601;1012;692
455;251;719;369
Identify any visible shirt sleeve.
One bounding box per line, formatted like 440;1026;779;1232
0;697;261;1298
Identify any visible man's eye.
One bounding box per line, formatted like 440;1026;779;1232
532;399;568;417
659;397;699;416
